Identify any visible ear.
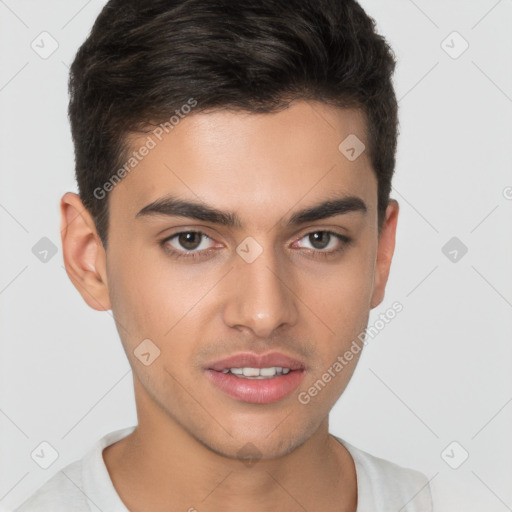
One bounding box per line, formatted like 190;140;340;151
60;192;111;311
370;199;399;309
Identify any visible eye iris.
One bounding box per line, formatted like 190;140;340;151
178;232;202;250
309;231;330;250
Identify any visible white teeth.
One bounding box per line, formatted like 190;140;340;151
259;367;277;377
222;367;292;378
243;367;261;377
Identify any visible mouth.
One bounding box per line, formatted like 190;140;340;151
216;366;293;379
204;352;307;404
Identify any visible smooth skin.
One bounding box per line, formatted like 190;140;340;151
61;100;399;512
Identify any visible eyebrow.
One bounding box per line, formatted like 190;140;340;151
135;194;367;228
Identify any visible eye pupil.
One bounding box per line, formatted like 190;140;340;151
178;232;201;250
309;231;330;249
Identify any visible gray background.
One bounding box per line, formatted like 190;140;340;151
1;1;511;510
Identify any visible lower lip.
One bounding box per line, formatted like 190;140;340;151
205;369;306;404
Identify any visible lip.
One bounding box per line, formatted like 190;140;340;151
205;351;306;404
206;351;306;372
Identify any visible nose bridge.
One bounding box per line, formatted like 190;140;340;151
222;238;298;337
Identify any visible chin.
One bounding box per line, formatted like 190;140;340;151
194;419;314;462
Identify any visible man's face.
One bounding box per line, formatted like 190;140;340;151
75;100;397;459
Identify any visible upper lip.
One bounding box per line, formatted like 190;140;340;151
206;352;306;372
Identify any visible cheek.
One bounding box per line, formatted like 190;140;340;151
295;240;376;399
305;243;375;329
106;246;213;349
106;246;169;342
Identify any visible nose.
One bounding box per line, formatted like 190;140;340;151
222;246;299;338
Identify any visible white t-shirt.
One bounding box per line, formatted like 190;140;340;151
14;426;433;511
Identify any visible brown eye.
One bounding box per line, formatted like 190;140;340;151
308;231;332;250
162;231;215;257
293;230;352;259
177;232;203;250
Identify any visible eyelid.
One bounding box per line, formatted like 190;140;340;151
160;228;352;261
293;230;349;244
293;225;350;241
162;230;217;250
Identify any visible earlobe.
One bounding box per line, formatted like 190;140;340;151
370;199;399;309
60;192;111;311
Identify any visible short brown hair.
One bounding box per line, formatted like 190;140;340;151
68;0;398;248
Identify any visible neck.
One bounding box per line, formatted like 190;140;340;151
103;380;357;512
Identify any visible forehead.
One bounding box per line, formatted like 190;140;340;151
109;101;377;226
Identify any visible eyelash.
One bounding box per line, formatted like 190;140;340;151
160;230;352;261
